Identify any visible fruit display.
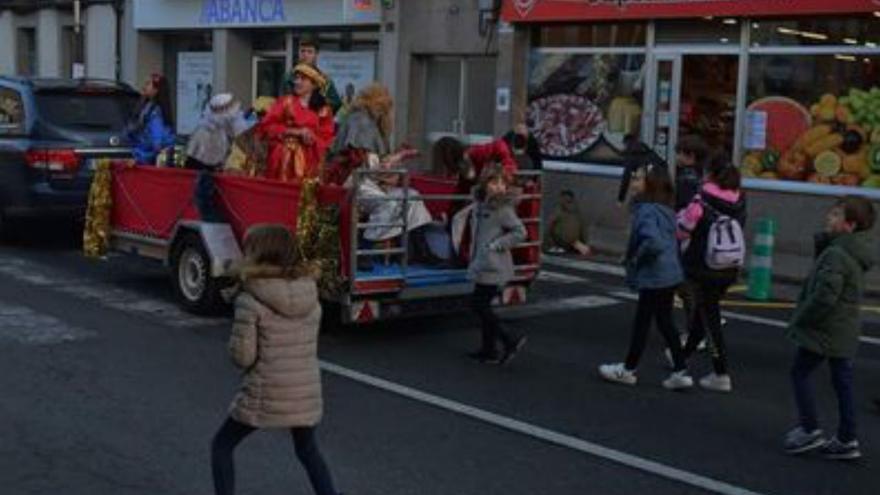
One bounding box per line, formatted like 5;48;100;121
742;88;880;188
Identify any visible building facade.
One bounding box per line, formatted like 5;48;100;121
501;0;880;282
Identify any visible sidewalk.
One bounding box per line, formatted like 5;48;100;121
582;225;880;297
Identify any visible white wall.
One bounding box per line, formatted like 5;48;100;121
37;8;62;77
0;11;16;75
85;4;118;79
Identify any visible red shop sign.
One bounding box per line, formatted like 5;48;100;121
502;0;880;22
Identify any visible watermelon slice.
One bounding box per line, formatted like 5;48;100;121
747;97;812;153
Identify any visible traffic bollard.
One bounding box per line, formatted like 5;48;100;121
747;217;776;301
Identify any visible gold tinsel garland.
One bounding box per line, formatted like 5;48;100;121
83;159;113;258
296;178;342;298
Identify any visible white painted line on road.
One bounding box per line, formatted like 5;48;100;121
500;294;620;319
0;301;95;345
320;360;771;495
537;270;589;284
542;255;626;277
0;258;226;328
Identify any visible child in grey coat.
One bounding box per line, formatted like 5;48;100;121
467;165;527;365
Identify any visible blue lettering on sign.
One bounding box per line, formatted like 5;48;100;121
200;0;286;25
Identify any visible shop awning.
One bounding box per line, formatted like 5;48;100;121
502;0;878;23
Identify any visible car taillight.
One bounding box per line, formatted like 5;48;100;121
25;149;80;173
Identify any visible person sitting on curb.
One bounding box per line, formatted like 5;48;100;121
544;189;591;256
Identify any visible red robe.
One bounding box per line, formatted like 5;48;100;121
258;96;335;182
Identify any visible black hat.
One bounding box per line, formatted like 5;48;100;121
299;33;320;50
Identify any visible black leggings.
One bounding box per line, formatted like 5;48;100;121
472;284;517;356
211;416;338;495
682;281;731;375
625;287;687;372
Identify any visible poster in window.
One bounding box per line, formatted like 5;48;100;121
177;52;214;135
318;51;376;114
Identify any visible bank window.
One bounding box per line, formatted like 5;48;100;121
16;28;36;76
741;53;880;190
526;51;646;164
532;22;647;48
0;89;25;135
750;16;880;48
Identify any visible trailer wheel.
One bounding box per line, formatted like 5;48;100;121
171;233;223;314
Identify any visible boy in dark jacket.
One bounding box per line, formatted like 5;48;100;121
784;196;876;460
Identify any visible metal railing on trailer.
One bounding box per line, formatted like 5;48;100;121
342;168;543;323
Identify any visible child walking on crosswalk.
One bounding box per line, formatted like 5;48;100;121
599;164;693;390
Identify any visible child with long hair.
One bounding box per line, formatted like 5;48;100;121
600;164;693;390
211;225;340;495
467;165;528;365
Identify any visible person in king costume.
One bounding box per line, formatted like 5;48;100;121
258;64;335;182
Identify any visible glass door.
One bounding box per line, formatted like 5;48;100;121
423;56;497;147
650;54;682;166
252;54;287;101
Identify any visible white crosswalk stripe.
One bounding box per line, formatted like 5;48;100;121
0;258;227;328
0;301;95;345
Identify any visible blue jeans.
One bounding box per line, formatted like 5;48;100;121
211;417;338;495
791;347;856;443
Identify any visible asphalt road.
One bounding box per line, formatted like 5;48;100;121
1;221;879;495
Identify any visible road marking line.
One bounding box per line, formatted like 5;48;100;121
0;258;226;328
542;255;626;277
537;270;589;284
611;290;880;346
0;301;95;345
720;301;795;309
320;360;770;495
500;295;620;319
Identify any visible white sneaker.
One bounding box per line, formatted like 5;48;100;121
699;373;733;392
662;370;694;390
598;363;637;386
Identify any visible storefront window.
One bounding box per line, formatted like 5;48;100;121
741;54;880;189
527;51;646;163
532;23;647;48
750;16;880;48
655;18;741;45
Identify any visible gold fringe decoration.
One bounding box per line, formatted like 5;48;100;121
295;178;342;298
83;159;113;258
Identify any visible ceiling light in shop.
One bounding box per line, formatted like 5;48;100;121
844;38;859;45
723;19;737;25
865;58;872;64
867;42;878;48
874;11;880;18
835;54;857;62
703;16;714;20
752;23;759;29
776;27;799;36
720;37;730;43
799;31;828;41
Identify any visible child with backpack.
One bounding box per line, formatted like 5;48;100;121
599;164;693;390
211;225;341;495
467;165;528;365
784;196;875;460
676;153;747;393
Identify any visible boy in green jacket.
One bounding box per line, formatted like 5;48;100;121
784;196;876;460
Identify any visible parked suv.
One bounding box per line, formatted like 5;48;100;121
0;77;141;235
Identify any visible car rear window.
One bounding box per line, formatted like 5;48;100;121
35;91;139;131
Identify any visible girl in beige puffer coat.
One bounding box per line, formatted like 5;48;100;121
210;225;340;495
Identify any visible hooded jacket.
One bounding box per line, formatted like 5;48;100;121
468;192;527;287
625;200;684;290
788;231;875;359
677;182;747;282
227;266;323;428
